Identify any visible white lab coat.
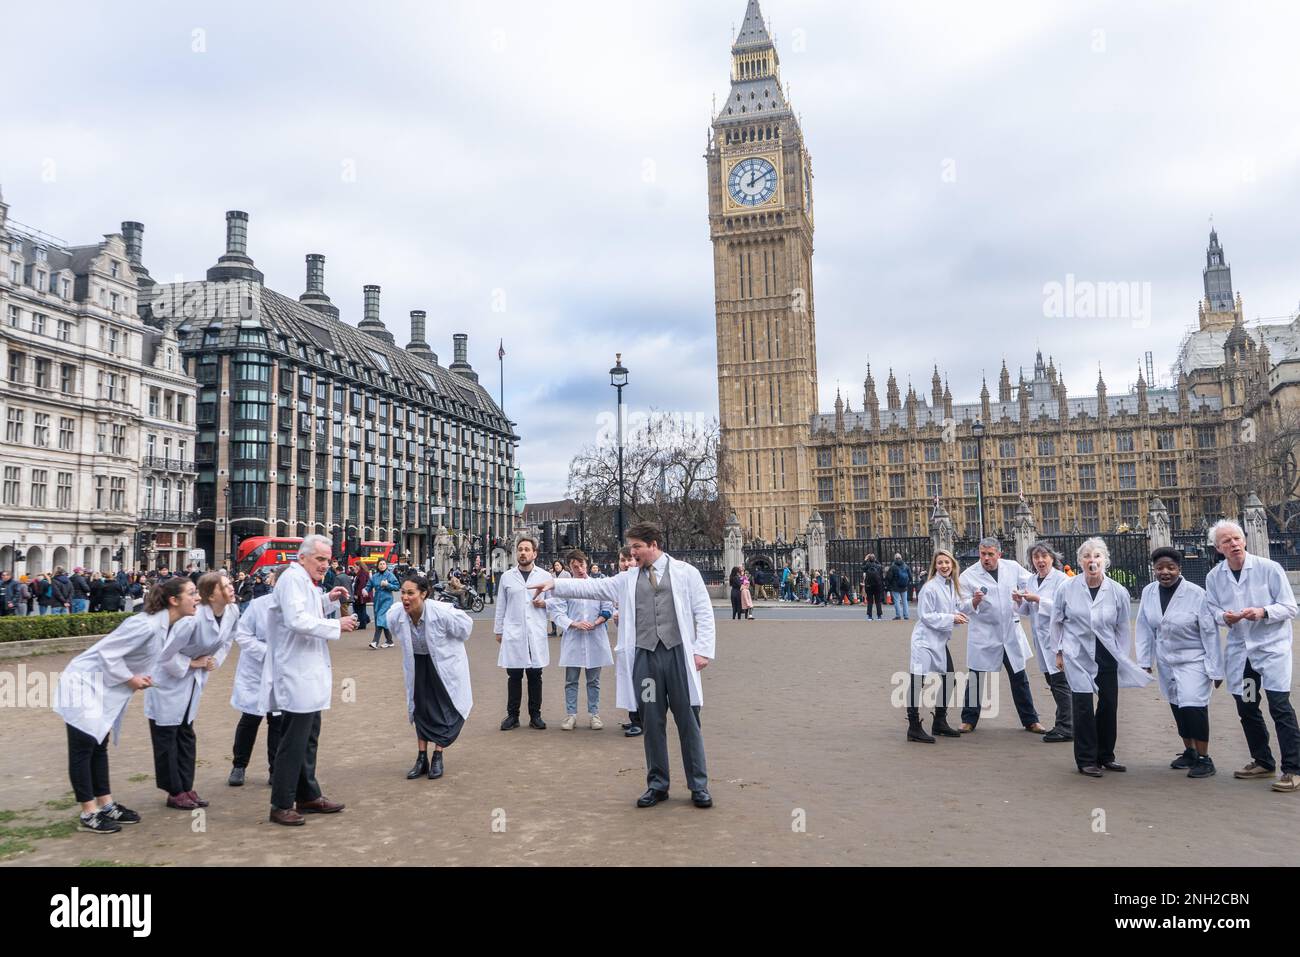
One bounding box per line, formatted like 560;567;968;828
493;566;554;669
1049;575;1152;694
1015;567;1070;676
552;555;715;707
54;610;196;743
957;559;1033;673
144;601;239;727
909;575;960;675
258;561;341;714
231;594;274;716
1134;578;1223;708
547;590;615;669
389;598;474;722
610;598;637;712
1205;554;1298;696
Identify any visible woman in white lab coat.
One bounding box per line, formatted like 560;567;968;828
388;574;473;780
226;571;281;787
53;576;199;834
1135;547;1224;779
906;549;968;743
146;571;240;810
1014;541;1073;743
1049;538;1153;777
547;549;615;731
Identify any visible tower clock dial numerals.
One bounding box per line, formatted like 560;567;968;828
727;157;778;207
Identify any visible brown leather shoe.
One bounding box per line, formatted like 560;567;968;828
166;792;200;810
1078;765;1104;778
1024;723;1048;734
959;723;975;734
296;796;345;814
269;807;305;826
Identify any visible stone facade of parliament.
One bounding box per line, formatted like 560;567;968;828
710;1;1300;544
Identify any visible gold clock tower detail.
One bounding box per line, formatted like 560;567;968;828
708;0;817;542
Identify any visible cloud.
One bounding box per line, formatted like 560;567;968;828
4;0;1300;501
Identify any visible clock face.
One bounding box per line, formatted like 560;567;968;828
728;156;778;206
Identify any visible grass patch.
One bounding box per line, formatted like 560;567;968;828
128;773;150;783
44;792;77;811
0;818;79;860
0;809;25;823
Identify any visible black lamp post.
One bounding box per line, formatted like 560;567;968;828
972;419;987;539
609;354;629;545
222;484;234;571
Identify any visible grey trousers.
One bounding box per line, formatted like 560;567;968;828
1045;671;1073;734
633;642;708;792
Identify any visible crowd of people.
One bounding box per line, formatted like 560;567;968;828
904;521;1299;792
49;521;717;834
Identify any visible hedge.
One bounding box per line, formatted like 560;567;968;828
0;612;133;643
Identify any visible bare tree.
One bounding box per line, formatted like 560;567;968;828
567;414;724;549
1220;406;1300;532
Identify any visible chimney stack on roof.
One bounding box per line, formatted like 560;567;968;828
449;332;478;382
206;209;264;283
357;284;395;345
298;253;339;319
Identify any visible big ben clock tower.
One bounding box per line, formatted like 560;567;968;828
708;0;817;542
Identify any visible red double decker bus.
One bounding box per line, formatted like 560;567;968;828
236;537;399;575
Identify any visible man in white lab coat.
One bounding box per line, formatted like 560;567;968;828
260;535;358;825
531;521;716;808
957;538;1048;735
1205;521;1300;792
493;534;554;730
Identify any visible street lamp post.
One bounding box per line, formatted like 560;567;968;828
222;485;234;571
609;354;629;546
972;419;986;539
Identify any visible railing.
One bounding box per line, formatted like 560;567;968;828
144;456;197;473
229;505;267;520
141;509;197;524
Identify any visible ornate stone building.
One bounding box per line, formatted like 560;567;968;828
709;4;1300;541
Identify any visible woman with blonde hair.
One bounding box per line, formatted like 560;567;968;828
906;549;969;743
146;571;240;809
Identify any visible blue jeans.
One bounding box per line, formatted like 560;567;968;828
891;591;909;619
72;598;89;614
565;666;601;715
50;606;67;615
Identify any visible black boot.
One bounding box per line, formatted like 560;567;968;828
931;708;961;738
406;751;429;779
906;709;934;743
428;750;444;780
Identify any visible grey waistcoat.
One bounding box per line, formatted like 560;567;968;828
635;561;682;651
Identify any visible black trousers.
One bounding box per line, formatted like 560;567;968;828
906;647;955;721
232;711;284;772
864;586;884;618
66;724;111;804
1171;703;1210;743
1072;644;1119;768
271;710;323;810
1233;658;1300;775
506;667;543;718
149;718;196;795
1045;671;1073;734
960;651;1040;727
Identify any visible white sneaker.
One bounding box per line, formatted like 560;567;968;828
561;714;577;731
368;641;379;650
590;714;604;730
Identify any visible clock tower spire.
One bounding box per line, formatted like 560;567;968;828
708;0;816;544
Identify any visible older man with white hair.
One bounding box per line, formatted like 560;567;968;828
1205;520;1300;793
260;534;359;825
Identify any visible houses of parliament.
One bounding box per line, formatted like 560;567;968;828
709;0;1300;544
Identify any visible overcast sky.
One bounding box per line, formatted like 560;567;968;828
4;0;1300;502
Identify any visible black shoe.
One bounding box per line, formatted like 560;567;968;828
428;751;444;780
636;788;669;808
1101;761;1127;772
1078;765;1104;778
1041;729;1073;743
99;803;140;826
406;752;429;779
691;790;713;808
529;714;547;730
931;712;961;738
907;720;935;744
1188;755;1216;779
624;724;643;737
79;811;121;834
228;766;246;787
1170;747;1197;770
500;715;520;731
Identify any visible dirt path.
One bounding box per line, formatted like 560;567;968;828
1;615;1294;866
